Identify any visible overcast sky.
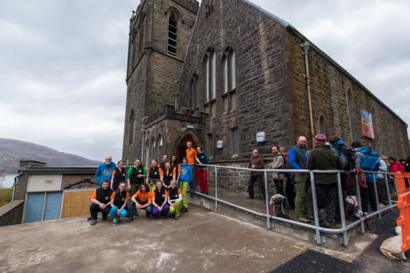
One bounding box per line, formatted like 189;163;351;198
0;0;409;161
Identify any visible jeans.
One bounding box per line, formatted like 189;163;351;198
90;203;111;220
128;201;152;218
248;176;264;199
152;204;170;217
361;182;378;212
109;205;127;219
308;183;337;225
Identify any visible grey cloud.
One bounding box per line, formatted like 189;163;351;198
0;0;409;162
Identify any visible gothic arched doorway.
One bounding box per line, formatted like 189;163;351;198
175;133;199;163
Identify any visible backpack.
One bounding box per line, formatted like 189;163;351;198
360;151;380;182
340;147;355;171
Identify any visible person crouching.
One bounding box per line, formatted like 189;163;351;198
88;180;113;225
109;182;130;225
168;180;183;220
151;180;169;218
130;183;153;219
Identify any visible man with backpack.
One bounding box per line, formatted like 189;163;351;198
307;134;343;228
354;144;381;213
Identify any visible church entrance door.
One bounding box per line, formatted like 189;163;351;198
176;135;197;163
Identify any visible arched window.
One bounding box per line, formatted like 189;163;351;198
222;49;237;93
203;49;216;103
319;115;326;134
157;135;163;160
191;74;198;110
129;110;135;145
346;89;354;141
145;139;149;165
150;138;156;161
168;14;177;55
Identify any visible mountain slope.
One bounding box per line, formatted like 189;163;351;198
0;138;100;173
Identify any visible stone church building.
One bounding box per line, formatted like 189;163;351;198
122;0;409;165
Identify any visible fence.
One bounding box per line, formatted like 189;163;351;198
194;164;399;247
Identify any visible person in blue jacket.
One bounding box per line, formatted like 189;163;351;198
177;157;193;213
96;155;117;188
288;136;309;223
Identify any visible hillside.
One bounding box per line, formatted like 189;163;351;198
0;138;99;173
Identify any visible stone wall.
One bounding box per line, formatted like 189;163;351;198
179;0;293;162
287;30;410;158
0;200;24;226
123;0;198;162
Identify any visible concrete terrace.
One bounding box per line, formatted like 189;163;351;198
0;206;306;273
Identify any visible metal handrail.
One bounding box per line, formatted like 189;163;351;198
194;164;399;247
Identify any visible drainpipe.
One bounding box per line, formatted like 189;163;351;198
302;41;315;140
141;116;148;160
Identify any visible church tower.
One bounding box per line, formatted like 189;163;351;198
122;0;199;163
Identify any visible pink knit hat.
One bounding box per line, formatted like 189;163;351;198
314;133;327;143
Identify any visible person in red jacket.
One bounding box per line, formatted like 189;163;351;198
388;157;404;173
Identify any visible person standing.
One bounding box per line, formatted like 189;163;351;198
405;156;410;173
186;141;198;195
111;160;127;191
127;160;147;220
269;146;286;196
161;161;176;190
307;134;343;228
248;149;265;199
171;155;180;177
127;159;147;196
288;136;309;223
177;157;193;212
88;180;113;225
196;146;209;194
95;155;116;188
159;155;168;171
146;160;163;191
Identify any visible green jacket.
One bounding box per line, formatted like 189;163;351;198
307;144;343;185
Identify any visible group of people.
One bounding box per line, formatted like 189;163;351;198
247;133;410;228
89;141;209;225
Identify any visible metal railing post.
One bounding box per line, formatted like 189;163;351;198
372;173;381;219
354;173;365;234
384;174;392;207
309;171;322;245
337;172;348;246
214;166;218;211
264;171;272;230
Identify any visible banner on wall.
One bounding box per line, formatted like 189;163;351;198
361;108;375;139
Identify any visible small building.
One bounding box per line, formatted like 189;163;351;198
13;161;97;224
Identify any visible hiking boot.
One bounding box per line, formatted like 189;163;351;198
88;219;97;226
181;207;188;213
112;218;119;225
174;215;180;220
